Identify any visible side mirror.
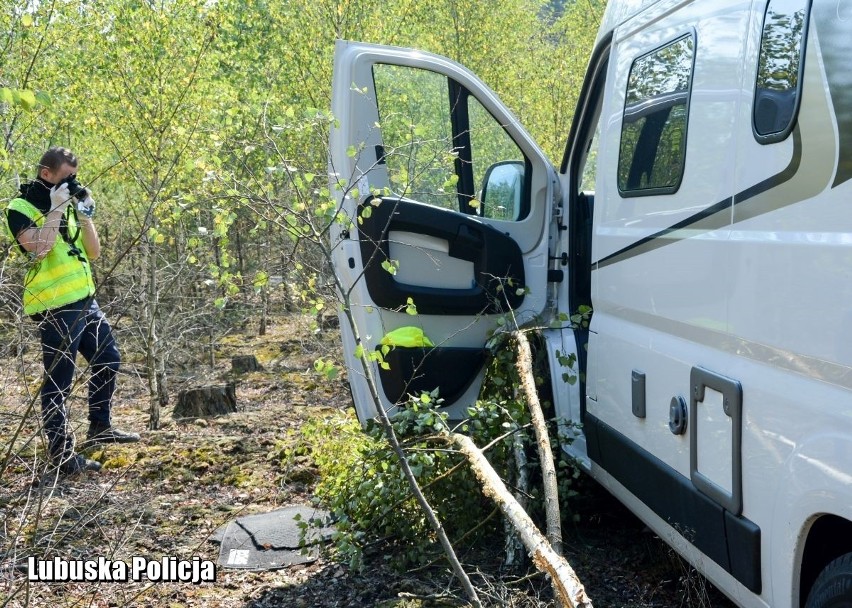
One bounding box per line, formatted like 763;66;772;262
480;160;524;221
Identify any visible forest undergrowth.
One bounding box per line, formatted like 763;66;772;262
0;313;732;608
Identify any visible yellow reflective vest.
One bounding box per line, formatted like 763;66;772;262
5;198;95;315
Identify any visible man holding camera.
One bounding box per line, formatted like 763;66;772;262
4;147;139;475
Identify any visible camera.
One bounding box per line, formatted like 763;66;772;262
59;174;88;203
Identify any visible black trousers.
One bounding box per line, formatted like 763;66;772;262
33;299;120;463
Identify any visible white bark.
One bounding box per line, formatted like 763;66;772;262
449;433;593;608
514;331;563;556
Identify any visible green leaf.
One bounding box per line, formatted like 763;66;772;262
346;145;357;158
21;14;33;27
0;88;12;104
563;373;577;385
17;90;36;111
381;259;398;276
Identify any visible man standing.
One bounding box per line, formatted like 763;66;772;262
5;147;139;475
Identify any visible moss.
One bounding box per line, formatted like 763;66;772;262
103;453;134;469
222;464;251;486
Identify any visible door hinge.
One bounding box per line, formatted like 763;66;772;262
552;202;564;223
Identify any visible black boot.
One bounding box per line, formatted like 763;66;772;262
84;424;141;446
58;454;102;475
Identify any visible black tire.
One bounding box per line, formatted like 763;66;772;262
805;553;852;608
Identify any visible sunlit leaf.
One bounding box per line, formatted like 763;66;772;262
34;91;51;107
17;90;36;111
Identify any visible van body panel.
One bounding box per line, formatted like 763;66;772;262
331;0;852;605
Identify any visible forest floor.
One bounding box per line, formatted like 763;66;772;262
0;313;735;607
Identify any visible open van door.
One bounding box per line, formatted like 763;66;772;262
329;40;559;423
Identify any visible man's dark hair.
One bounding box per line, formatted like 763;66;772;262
38;146;78;173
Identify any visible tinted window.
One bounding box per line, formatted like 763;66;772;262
753;0;809;142
618;34;694;196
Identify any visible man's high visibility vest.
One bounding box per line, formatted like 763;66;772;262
5;198;95;315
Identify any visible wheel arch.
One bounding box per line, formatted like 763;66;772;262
798;514;852;607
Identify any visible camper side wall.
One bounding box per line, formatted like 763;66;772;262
580;0;852;606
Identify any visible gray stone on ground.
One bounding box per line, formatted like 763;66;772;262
211;505;334;570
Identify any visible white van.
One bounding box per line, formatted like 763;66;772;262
328;1;852;606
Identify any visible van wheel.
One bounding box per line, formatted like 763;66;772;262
805;553;852;608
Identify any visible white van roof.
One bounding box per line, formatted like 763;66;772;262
597;0;667;44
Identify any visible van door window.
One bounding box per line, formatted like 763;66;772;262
372;63;528;220
617;34;695;196
372;64;457;210
468;96;529;221
753;0;810;142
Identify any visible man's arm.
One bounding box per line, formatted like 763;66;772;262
78;216;101;261
15;182;75;259
16;204;69;259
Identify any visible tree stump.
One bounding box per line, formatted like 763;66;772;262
232;355;262;375
174;383;237;419
316;314;339;330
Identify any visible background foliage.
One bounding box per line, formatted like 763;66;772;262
0;0;604;417
0;0;609;601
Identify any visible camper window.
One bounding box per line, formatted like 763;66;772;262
617;34;695;197
753;0;809;142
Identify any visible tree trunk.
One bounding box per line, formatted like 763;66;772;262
504;422;529;567
208;323;216;367
142;235;161;430
259;285;268;337
448;433;593;608
235;219;245;289
156;348;169;407
514;331;563;556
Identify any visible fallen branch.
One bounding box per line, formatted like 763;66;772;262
513;330;563;556
447;432;593;608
